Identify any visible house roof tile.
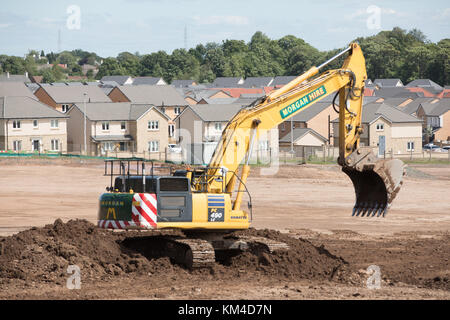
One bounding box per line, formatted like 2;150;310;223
113;85;188;106
0;82;38;100
0;96;67;119
39;85;111;103
279;128;327;143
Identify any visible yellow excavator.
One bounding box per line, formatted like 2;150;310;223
98;43;405;268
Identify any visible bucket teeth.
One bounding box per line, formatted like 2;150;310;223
376;206;385;217
360;202;368;217
343;158;405;219
370;203;379;217
352;205;358;217
355;203;364;217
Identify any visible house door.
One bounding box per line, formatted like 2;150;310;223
378;135;385;156
32;139;40;152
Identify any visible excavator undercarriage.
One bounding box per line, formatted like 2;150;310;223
122;231;290;269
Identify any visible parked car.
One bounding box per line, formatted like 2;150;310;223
167;144;182;153
442;146;450;152
423;144;442;152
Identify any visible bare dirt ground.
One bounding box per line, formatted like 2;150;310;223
0;158;448;299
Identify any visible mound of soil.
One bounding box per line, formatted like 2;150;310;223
226;228;352;281
0;219;181;284
0;219;354;285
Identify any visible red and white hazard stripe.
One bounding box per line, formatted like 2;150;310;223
132;193;157;229
98;193;158;230
98;219;137;229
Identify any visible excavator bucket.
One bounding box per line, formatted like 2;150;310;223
343;159;405;217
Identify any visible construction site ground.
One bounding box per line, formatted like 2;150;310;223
0;158;448;300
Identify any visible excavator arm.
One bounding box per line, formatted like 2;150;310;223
194;43;405;217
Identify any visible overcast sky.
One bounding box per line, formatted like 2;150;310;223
1;0;449;57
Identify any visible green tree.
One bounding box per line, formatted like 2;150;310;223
2;56;26;74
96;58;127;79
117;52;140;76
139;51;170;77
42;69;56;83
57;51;77;69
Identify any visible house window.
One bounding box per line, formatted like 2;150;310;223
174;107;181;115
148;141;159;152
102;122;109;131
376;123;384;131
148;120;159;131
168;124;175;137
51;139;59;151
102;142;113;151
13;140;22;151
259;140;269;151
407;142;414;151
121;122;126;131
160;107;166;114
33;120;38;128
51;119;59;128
119;142;127;151
12;120;21;129
61;104;70;113
215;122;222;131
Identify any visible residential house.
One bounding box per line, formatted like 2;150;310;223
395;97;439;115
197;98;238;105
108;85;188;143
272;76;296;88
183;89;232;104
0;96;67;152
100;76;133;86
374;79;404;87
242;77;274;88
37;63;68;72
66;102;170;156
416;99;450;143
437;86;450;98
171;80;198;88
373;87;423;99
26;83;41;94
30;76;43;83
279;128;327;151
99;80;119;95
81;64;98;77
0;72;30;83
332;103;423;155
215;88;265;98
212;77;244;87
406;79;444;96
132;77;167;86
34;85;111;113
0;82;38;100
175;104;279;164
380;97;413;108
